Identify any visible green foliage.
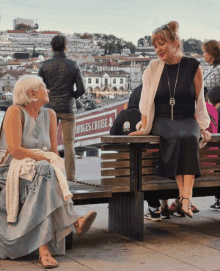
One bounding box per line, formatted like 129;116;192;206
73;32;136;55
81;32;92;39
182;39;203;55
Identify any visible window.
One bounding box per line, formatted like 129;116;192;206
96;78;99;84
105;78;108;86
113;79;116;84
120;79;123;84
88;78;91;84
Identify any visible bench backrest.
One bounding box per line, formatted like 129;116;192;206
101;138;220;193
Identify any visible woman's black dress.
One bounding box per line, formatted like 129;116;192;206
150;57;201;179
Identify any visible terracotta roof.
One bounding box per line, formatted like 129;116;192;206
129;58;151;61
7;60;23;65
7;30;27;34
41;31;61;35
0;70;26;79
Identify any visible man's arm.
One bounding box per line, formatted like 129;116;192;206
73;63;86;100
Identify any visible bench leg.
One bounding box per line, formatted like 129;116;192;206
108;192;144;241
65;232;73;250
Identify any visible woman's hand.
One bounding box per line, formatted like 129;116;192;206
200;130;212;142
128;130;144;136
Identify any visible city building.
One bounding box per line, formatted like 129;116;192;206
84;71;128;98
13;18;35;29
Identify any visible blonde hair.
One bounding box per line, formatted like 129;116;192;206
151;21;183;55
13;75;43;106
201;40;220;67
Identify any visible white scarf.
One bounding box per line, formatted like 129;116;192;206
6;150;72;223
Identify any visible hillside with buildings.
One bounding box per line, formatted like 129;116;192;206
0;17;210;109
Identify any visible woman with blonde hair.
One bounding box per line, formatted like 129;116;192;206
129;21;211;218
0;75;97;269
201;40;220;210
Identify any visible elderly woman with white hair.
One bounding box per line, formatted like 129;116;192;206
0;75;97;269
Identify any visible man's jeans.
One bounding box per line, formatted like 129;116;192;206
56;113;76;181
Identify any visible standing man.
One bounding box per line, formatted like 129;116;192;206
38;35;85;182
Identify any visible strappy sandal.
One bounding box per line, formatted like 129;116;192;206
74;211;97;236
181;197;193;218
39;251;58;269
191;202;199;213
176;196;183;209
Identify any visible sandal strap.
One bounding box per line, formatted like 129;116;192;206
182;197;192;209
39;251;51;259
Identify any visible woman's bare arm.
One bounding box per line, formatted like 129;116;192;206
194;65;203;102
48;109;59;155
3;105;50;161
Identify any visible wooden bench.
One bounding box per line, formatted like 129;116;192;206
101;134;220;241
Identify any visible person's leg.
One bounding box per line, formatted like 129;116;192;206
182;175;195;217
176;175;184;199
59;113;76;181
145;195;161;221
160;199;170;219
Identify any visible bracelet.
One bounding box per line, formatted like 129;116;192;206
140;128;145;132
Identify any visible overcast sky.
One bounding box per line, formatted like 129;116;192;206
1;0;220;45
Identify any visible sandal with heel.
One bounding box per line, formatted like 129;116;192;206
181;197;193;218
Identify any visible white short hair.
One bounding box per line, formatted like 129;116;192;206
13;75;43;106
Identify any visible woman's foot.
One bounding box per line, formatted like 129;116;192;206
39;251;58;269
181;198;193;218
74;211;97;236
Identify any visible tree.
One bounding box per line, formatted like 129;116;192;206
182;39;202;55
15;23;32;31
81;32;92;39
137;38;145;47
126;42;136;53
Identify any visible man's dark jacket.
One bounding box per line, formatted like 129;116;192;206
38;51;85;113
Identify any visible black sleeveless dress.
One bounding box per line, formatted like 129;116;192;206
150;57;201;179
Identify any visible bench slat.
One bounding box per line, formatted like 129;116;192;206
68;182;112;200
142;151;159;158
101;144;129;151
142;159;158;167
142;167;158;174
101;152;130;160
101;160;130;168
103;185;130;192
101;177;130;185
101;168;130;177
200;149;220;155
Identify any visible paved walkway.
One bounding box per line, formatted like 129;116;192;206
1;157;220;271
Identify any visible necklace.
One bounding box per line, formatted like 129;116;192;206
165;59;181;121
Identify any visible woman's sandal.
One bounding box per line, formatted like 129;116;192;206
74;211;97;236
191;202;199;213
181;197;193;218
176;196;183;209
39;251;58;269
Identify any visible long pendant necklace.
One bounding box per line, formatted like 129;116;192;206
165;59;181;121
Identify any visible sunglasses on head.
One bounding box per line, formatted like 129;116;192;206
152;24;175;36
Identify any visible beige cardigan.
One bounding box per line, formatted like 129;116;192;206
137;59;210;136
6;150;73;223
